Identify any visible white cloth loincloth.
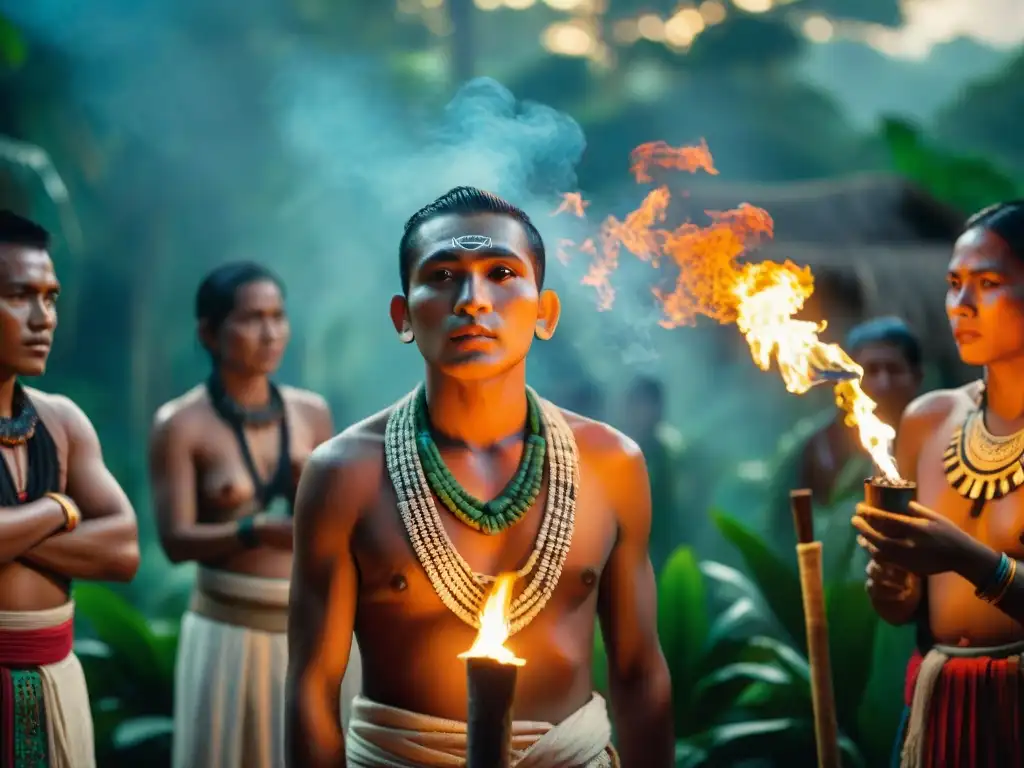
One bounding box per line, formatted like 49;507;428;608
0;601;94;768
346;692;616;768
172;567;363;768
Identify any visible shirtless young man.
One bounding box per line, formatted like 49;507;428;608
0;210;140;766
286;187;673;767
148;263;351;768
852;201;1024;766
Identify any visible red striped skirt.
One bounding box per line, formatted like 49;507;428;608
901;646;1024;767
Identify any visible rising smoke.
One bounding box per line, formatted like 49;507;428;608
2;2;802;535
2;1;679;415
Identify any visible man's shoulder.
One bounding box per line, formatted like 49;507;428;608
555;407;645;468
295;407;395;529
25;387;93;438
305;405;393;478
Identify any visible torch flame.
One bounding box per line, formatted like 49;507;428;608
457;573;526;667
553;141;902;482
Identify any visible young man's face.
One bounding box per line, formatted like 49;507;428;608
946;226;1024;368
392;212;558;380
853;341;920;425
0;245;59;378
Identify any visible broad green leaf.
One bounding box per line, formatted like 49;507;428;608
74;638;127;703
90;697;128;766
691;662;793;730
826;580;879;727
691;717;809;760
741;636;811;683
704;597;764;654
112;716;174;764
857;621;916;764
658;547;709;690
113;716;174;748
713;511;805;652
149;618;180;683
699;560;763;606
735;677;811;720
673;740;708;768
72;583;164;689
692;717;864;766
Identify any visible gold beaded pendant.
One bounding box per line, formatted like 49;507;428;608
943;409;1024;502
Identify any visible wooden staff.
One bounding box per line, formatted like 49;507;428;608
790;488;841;768
466;656;518;768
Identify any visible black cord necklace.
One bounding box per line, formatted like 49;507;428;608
205;373;291;507
0;382;40;447
206;373;283;427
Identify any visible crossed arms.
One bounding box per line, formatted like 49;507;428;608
0;396;139;582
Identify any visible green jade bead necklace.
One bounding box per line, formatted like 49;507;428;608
414;388;546;535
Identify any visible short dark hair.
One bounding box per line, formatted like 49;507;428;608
0;210;49;250
398;186;547;295
195;261;284;335
963;200;1024;260
845;316;922;370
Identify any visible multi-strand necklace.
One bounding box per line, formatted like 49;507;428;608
944;383;1024;514
413;387;546;535
384;385;577;635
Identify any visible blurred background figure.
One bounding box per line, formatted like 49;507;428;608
800;315;924;506
620;374;719;572
622;375;682;573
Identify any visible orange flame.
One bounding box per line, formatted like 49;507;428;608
553;142;900;481
457;573;525;667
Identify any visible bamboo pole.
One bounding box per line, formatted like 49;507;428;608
790;488;841;768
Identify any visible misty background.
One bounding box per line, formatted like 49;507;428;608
0;0;1021;764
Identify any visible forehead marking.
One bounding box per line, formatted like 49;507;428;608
451;235;492;251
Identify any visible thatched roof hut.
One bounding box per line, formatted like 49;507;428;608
683;173;965;245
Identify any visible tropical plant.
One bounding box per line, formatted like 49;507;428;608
597;506;914;766
710;510;912;767
594;544;859;766
72;582;178;767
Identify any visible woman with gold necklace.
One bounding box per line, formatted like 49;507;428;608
148;262;357;768
851;200;1024;767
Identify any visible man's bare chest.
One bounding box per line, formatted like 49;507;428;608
353;463;618;618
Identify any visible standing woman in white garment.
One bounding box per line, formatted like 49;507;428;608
148;262;361;768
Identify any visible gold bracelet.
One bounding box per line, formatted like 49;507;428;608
990;557;1018;607
45;492;81;533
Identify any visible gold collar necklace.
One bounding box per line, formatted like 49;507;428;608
944;382;1024;515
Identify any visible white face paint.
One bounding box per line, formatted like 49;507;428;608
451;235;492;251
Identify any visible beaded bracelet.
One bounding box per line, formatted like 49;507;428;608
989;558;1018;607
45;492;80;533
975;552;1017;603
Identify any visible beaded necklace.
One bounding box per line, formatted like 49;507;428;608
944;381;1024;516
385;385;578;634
0;383;40;447
413;387;546;535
